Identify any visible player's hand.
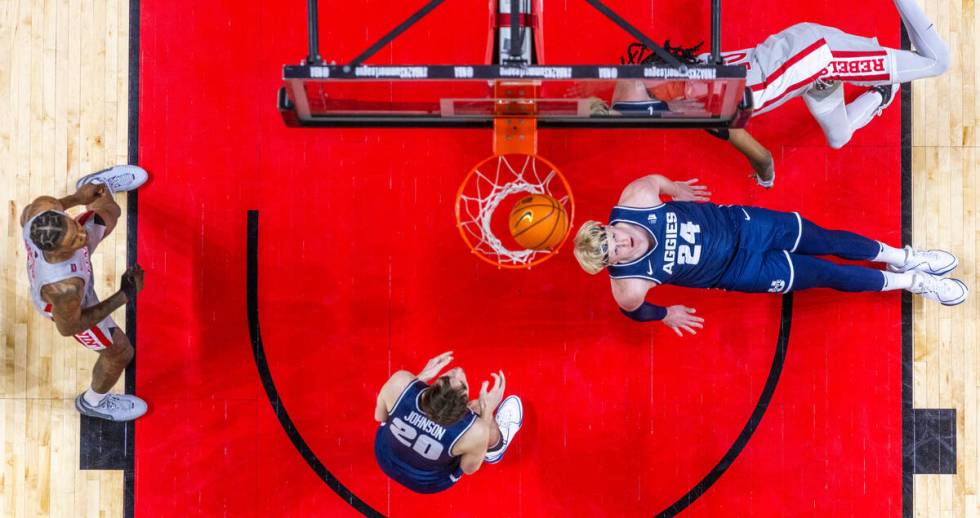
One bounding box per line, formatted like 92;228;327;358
478;371;506;417
417;351;453;382
749;159;775;189
75;183;107;205
120;264;144;302
671;179;711;202
588;97;611;116
662;305;704;336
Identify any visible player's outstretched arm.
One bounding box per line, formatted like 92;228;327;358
20;184;104;226
46;264;144;337
458;371;505;475
44;279;126;337
457;421;490;475
85;185;122;238
727;129;774;188
620;175;710;206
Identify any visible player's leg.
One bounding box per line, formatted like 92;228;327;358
803;80;892;149
75;325;148;421
719;249;884;295
790;254;968;304
890;0;949;81
794;216;958;275
747;23;836;117
790;254;886;292
793;217;883;260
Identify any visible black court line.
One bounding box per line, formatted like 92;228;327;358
247;210;791;516
247;211;386;517
899;21;914;518
124;0;140;516
654;294;793;517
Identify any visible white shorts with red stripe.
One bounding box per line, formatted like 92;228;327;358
740;23;897;116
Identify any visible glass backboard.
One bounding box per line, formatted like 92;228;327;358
279;64;751;128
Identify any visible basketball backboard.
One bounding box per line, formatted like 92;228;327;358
279;64;751;128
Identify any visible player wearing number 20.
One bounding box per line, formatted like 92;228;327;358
573;175;968;336
374;352;523;493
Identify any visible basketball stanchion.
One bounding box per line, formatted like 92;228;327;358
454;81;575;269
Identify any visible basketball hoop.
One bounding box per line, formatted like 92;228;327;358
455;153;575;269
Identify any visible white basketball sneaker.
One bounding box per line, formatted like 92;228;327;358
888;245;958;276
909;272;969;306
75;393;148;421
485;395;523;464
76;165;149;194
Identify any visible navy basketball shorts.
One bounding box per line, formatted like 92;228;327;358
718;249;796;294
730;206;803;252
715;206;803;293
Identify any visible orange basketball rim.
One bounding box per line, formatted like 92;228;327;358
455;153;575;269
455;81;576;269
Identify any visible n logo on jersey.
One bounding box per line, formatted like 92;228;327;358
647;214;657;224
768;280;786;293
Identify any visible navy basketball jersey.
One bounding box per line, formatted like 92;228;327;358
608;202;738;288
374;379;478;494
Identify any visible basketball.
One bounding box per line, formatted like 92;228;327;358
508;194;569;250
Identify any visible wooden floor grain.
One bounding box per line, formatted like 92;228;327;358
1;0;128;516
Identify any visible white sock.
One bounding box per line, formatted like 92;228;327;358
881;271;914;291
83;388;108;407
873;242;908;266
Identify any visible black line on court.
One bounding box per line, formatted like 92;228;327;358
247;209;791;517
654;294;793;517
900;21;914;518
78;1;139;517
124;0;140;515
247;211;386;517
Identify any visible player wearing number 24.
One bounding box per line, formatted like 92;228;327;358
374;351;523;493
572;175;967;336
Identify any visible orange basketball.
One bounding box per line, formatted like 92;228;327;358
508;194;569;250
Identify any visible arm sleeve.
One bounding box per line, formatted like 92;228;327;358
620;302;668;322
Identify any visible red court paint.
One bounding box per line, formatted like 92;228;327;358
136;0;902;515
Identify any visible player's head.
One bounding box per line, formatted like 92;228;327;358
574;220;649;273
420;368;469;426
29;211;87;253
574;221;609;274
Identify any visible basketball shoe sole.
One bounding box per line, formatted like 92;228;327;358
76;165;148;193
485;395;523;464
75;393;148;421
888;245;958;276
909;272;969;306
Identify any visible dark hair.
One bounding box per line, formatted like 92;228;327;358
419;377;469;426
621;40;705;66
29;211;67;251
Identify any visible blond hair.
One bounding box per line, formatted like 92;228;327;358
573;220;608;275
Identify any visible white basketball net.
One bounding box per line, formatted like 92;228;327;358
456;154;572;267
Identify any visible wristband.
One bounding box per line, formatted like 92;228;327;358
620;302;668;322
